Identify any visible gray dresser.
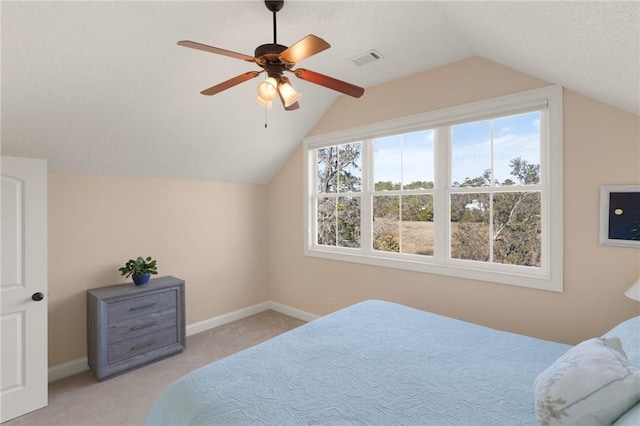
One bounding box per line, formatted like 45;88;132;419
87;276;186;381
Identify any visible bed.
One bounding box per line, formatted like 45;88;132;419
144;300;640;425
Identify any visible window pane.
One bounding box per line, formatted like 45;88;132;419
402;130;435;189
338;143;362;192
374;136;401;191
317;147;338;194
493;191;541;267
450;193;490;261
316;197;336;246
337;196;361;248
494;112;541;185
451;121;491;187
373;195;399;252
401;195;433;255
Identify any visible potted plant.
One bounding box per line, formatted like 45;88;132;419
119;256;158;285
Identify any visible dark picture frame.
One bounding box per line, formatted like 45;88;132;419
599;185;640;248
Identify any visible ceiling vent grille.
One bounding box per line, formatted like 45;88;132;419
350;50;384;66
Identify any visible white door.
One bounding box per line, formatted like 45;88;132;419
1;156;48;422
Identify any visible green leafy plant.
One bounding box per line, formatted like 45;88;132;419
118;256;158;278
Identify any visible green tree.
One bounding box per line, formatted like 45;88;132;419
337;197;361;248
375;180;401;191
509;157;540;185
317;144;362;246
452;157;541;266
403;181;434;190
402;195;433;222
318;143;361;193
492;191;541;266
373;234;400;252
317;198;336;246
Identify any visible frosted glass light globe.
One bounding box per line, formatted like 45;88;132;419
257;77;278;101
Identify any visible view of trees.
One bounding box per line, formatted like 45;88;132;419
450;157;541;266
317;143;361;194
372;194;434;254
316;142;542;268
317;144;361;248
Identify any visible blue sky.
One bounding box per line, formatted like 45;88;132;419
374;130;435;185
451;112;540;185
373;111;540;186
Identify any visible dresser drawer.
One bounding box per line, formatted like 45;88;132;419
88;276;186;381
108;326;178;365
107;290;176;323
108;310;177;343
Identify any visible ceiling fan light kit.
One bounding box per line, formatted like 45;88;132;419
278;77;301;107
178;0;364;111
257;77;278;102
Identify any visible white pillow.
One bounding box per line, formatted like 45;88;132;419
603;316;640;366
613;402;640;426
534;337;640;426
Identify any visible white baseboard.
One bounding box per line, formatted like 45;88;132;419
48;300;318;382
185;302;271;336
48;357;89;382
267;301;320;322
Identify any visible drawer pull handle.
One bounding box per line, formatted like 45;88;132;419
131;340;156;351
130;321;157;331
129;303;156;311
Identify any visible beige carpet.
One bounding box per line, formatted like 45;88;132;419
5;310;306;426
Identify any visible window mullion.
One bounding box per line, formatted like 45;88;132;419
489;120;495;264
361;139;373;254
489;191;494;264
399;134;404;252
310;150;318;247
336;146;341;247
334;194;339;247
434;127;448;263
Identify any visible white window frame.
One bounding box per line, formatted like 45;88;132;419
303;86;563;292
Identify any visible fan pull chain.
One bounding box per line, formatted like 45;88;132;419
264;104;268;128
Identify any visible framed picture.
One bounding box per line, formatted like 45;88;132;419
599;185;640;248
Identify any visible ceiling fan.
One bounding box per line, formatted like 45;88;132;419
177;0;364;111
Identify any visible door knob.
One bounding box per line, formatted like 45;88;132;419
32;292;44;301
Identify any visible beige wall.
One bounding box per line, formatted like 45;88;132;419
48;173;268;366
266;57;640;346
46;56;639;368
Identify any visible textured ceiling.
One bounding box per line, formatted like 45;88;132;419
2;1;638;184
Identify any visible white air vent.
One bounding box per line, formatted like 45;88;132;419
349;50;384;66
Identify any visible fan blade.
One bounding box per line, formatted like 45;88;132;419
293;68;364;98
178;40;255;62
279;35;330;65
200;71;261;96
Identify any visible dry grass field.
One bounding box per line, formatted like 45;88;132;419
373;219;435;255
372;219;540;266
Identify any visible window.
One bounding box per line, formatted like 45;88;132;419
304;86;563;291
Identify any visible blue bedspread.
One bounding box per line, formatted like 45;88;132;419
145;300;570;425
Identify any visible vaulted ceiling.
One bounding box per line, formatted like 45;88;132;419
2;1;638;184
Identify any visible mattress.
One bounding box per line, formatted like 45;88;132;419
144;300;571;425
